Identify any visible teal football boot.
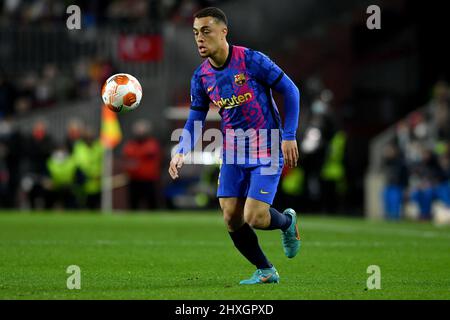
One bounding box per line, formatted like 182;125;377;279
281;208;301;258
239;267;280;285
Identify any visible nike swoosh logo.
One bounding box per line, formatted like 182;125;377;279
259;273;273;283
260;189;269;194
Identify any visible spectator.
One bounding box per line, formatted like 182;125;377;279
0;73;15;118
35;64;58;108
21;119;54;209
300;89;338;211
0;118;24;208
122;120;162;210
320;130;347;214
276;166;305;211
427;81;450;141
17;72;37;105
435;146;450;207
65;118;85;152
88;57;114;98
46;144;78;209
408;147;447;220
395;120;410;156
408;111;432;148
72;126;104;209
381;143;408;220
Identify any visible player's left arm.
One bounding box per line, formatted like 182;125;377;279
246;49;300;168
273;74;300;168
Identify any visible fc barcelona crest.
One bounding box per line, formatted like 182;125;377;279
234;73;246;86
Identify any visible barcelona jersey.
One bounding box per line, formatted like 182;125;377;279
190;45;285;165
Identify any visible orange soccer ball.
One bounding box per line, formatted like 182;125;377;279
101;73;143;113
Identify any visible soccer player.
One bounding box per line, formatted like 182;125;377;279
168;7;301;284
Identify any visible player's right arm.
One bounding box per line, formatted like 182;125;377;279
169;73;209;180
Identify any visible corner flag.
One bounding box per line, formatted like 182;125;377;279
101;106;122;149
100;106;122;213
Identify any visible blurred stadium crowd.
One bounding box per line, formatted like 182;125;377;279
0;116;162;210
0;61;114;118
0;0;219;26
382;81;450;221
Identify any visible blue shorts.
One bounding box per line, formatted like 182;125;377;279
217;160;283;205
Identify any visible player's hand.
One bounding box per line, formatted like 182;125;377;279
282;140;299;168
169;153;185;179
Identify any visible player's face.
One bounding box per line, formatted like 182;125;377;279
193;17;227;58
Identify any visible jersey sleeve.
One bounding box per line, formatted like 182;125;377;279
190;73;210;111
245;49;285;88
273;74;300;141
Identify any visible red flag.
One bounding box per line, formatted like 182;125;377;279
118;35;163;62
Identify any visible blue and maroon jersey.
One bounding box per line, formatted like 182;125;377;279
190;45;285;164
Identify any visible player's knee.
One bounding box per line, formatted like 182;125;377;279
222;209;243;231
223;214;240;231
244;210;264;228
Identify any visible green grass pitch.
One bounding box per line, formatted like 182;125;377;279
0;211;449;299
